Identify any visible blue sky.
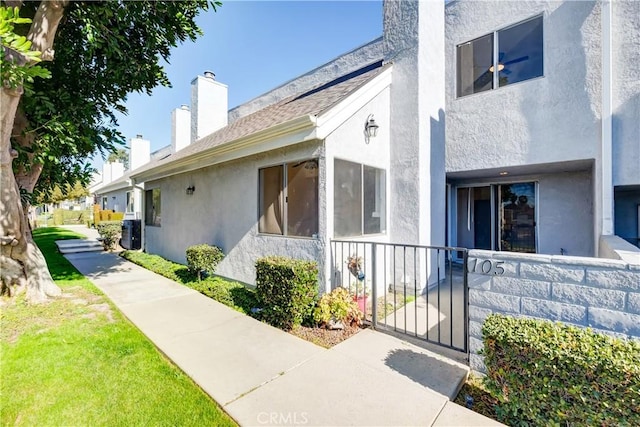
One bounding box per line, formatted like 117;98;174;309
98;1;383;166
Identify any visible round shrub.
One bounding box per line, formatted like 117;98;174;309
186;244;225;280
96;221;122;251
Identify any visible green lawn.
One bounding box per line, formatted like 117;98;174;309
0;227;236;426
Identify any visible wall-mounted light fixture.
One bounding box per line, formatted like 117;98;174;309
186;185;195;196
364;114;379;143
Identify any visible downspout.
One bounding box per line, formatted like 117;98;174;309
600;0;614;251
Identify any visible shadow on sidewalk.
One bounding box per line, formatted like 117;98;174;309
384;348;468;397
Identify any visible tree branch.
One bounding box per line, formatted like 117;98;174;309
27;0;69;63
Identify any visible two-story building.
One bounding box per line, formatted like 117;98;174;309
127;0;638;290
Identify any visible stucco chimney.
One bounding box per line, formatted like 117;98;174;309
191;70;228;143
102;161;124;185
129;134;151;171
172;104;191;152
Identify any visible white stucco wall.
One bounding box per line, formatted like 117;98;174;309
612;0;640;187
385;0;446;250
100;189;127;213
143;140;325;286
324;86;391;295
445;1;602;172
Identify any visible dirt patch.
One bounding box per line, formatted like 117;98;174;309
453;375;500;422
87;303;114;323
289;325;362;348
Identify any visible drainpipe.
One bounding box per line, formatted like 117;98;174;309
599;0;614;252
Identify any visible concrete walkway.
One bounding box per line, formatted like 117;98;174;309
63;240;501;425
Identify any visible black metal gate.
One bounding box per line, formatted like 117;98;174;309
330;240;469;354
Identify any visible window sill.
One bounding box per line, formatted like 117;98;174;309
257;232;320;241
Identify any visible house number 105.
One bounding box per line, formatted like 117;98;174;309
468;258;505;275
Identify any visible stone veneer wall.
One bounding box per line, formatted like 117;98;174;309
467;249;640;372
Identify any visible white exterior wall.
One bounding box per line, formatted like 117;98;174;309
612;0;640;187
446;1;602;172
144;140;325;286
100;189;127;212
324;86;391;295
383;0;446;289
444;1;618;254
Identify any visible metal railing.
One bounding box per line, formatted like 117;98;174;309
330;239;469;353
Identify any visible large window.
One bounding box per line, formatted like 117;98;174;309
457;16;543;97
258;159;318;238
145;188;161;227
334;159;386;237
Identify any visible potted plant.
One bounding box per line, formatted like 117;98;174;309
347;255;365;280
346;255;368;312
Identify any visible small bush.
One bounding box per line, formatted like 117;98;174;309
255;256;318;330
313;287;363;328
186;244;225;280
482;314;640;426
96;221;122;251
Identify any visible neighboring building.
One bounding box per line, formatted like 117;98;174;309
127;0;638;289
94;135;152;218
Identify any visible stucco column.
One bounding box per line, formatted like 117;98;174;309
384;0;446;288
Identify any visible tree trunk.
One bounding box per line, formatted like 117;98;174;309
1;89;61;301
1;1;68;302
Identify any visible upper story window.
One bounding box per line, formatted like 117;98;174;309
259;159;319;238
457;15;543;98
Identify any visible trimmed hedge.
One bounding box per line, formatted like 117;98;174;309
186;244;225;280
482;314;640;426
120;251;256;314
255;256;318;330
120;250;191;283
52;209;90;225
190;279;258;314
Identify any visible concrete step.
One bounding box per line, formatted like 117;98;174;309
55;239;104;254
58;246;104;254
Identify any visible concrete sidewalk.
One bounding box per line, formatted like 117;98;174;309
64;249;501;426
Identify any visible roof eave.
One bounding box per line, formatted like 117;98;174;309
132;114;318;183
93;178;132;195
315;65;393;139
